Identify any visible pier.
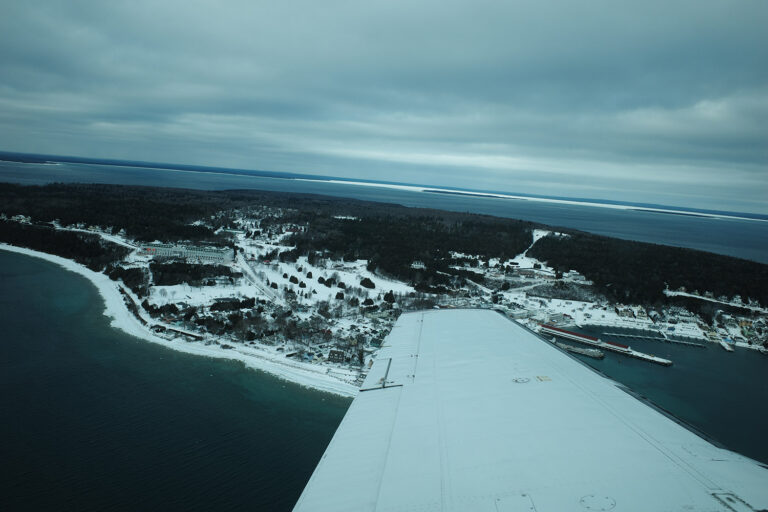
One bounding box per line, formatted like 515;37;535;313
602;331;706;348
540;325;672;366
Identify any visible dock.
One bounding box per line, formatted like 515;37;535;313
602;331;667;342
540;325;672;366
602;331;706;348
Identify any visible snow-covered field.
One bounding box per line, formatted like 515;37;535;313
148;281;259;307
256;256;414;303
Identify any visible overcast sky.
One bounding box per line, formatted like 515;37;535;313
1;1;766;212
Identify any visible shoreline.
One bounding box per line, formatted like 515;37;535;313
0;243;359;398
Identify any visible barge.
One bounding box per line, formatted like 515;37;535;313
554;341;604;359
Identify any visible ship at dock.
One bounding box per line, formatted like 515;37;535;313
554;340;604;359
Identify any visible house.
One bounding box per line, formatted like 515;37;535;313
328;349;345;363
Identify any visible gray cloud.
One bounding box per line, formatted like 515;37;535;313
1;0;766;212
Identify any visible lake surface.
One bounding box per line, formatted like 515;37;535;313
1;250;767;512
0;251;350;511
567;325;768;464
1;160;767;263
2;159;767;508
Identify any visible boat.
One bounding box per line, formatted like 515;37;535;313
555;341;604;359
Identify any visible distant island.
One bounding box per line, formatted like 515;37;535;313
1;182;766;395
3;150;767;224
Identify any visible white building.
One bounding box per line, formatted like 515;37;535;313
141;243;234;264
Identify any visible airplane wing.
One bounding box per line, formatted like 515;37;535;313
294;309;768;512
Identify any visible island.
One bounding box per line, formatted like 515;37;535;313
1;183;766;396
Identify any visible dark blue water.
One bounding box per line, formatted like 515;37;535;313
0;250;350;511
1;160;766;263
2;249;767;512
566;326;768;464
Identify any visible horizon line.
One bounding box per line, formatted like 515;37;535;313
1;149;766;222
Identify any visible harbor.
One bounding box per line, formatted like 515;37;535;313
602;331;706;348
539;324;673;366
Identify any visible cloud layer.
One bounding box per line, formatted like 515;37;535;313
1;1;766;212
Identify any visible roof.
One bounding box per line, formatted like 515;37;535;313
294;309;768;512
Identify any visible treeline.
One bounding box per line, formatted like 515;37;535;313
0;182;395;243
0;183;222;243
0;182;534;248
0;220;128;271
210;297;256;311
149;262;240;286
106;265;149;296
528;233;768;306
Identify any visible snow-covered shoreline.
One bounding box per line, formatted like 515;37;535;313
0;243;359;398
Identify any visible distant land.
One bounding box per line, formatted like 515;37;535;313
2;150;766;223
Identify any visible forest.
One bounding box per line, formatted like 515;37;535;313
0;183;223;243
150;262;240;286
0;219;128;271
289;215;532;291
528;233;768;307
2;182;767;309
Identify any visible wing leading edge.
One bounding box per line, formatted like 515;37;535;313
294;309;768;512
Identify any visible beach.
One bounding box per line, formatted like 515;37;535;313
0;243;359;397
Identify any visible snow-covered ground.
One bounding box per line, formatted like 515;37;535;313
451;229;561;275
5;205;765;393
237;254;413;306
664;289;767;314
506;229;559;271
148;281;259;307
505;291;710;340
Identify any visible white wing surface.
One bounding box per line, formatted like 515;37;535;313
294;309;768;512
